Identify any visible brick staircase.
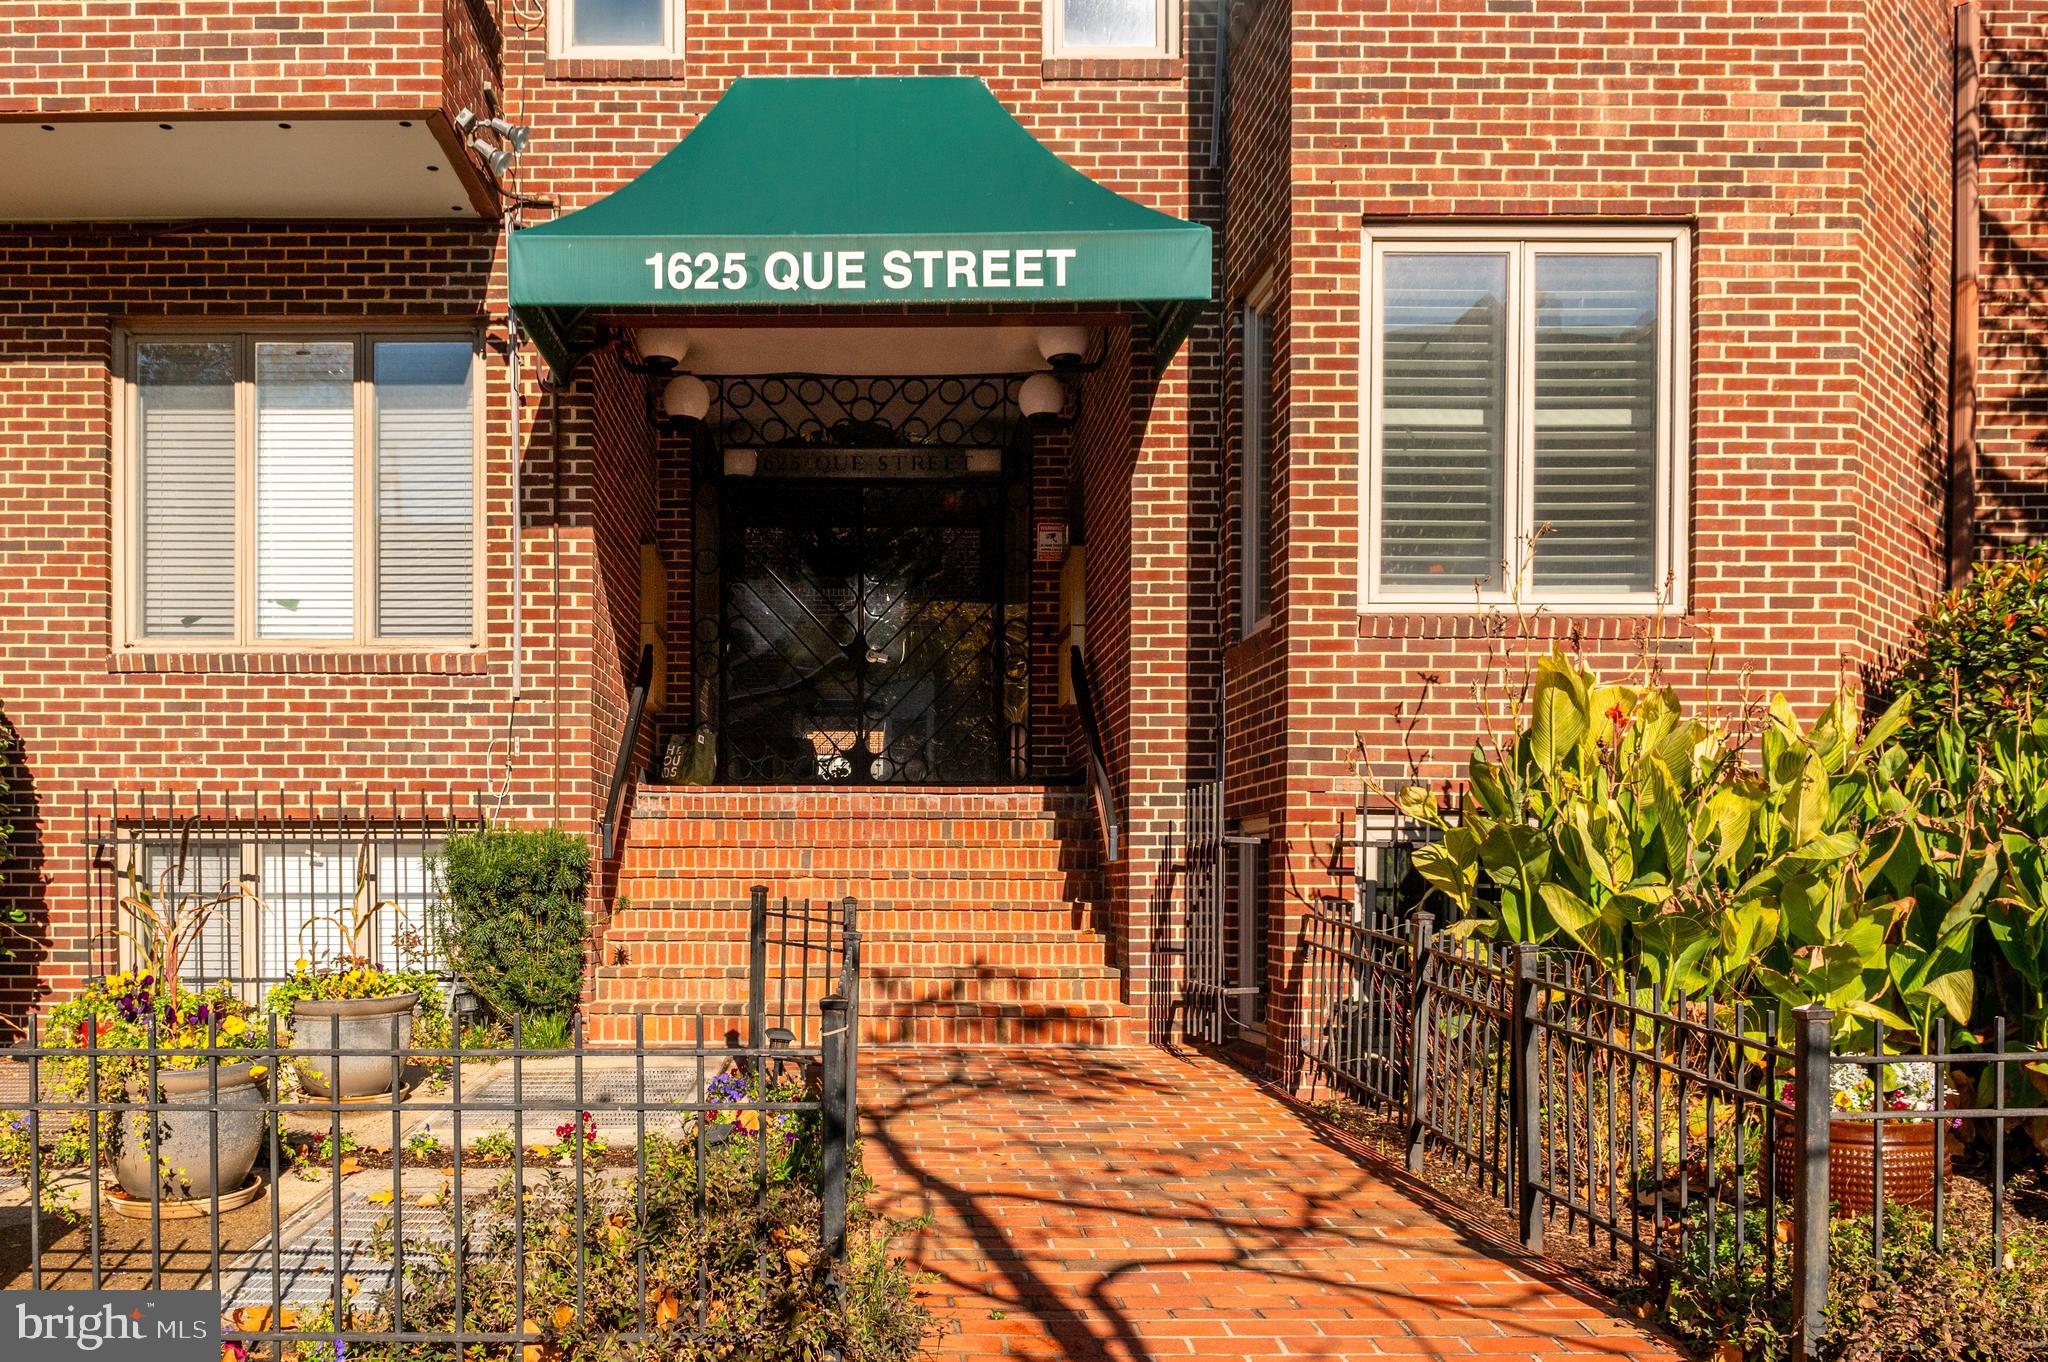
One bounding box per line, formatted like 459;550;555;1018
586;786;1137;1047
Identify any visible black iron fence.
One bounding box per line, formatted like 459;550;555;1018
1;1003;858;1355
1298;893;2048;1361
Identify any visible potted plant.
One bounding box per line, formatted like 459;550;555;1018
267;847;438;1101
1773;1061;1953;1217
63;834;274;1209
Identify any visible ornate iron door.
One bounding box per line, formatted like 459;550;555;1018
720;478;1008;784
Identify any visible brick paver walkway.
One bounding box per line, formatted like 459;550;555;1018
860;1047;1679;1361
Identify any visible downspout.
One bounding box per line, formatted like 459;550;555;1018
507;221;524;704
1949;1;1981;585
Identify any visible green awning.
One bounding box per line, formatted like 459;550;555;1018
508;76;1212;374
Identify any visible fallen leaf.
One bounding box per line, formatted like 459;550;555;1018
784;1247;811;1269
1718;1343;1743;1362
551;1304;576;1331
337;1157;361;1177
655;1293;681;1326
342;1275;361;1296
525;1145;553;1160
367;1188;395;1206
416;1191;444;1208
234;1307;271;1333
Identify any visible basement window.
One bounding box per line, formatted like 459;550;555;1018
117;332;480;651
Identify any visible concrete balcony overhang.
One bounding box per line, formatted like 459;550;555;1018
0;0;500;221
0;114;493;221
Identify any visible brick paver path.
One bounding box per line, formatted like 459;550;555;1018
860;1047;1680;1361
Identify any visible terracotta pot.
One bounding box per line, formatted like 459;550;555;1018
109;1059;269;1204
1773;1116;1950;1218
290;992;418;1099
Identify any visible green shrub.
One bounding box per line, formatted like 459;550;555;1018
1895;542;2048;756
440;827;591;1026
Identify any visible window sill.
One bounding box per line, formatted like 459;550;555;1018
1041;56;1185;82
546;55;687;81
1357;609;1688;642
110;649;491;677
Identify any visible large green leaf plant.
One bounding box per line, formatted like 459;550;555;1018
1396;649;1979;1050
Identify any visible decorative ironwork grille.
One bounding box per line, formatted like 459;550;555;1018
720;477;1022;784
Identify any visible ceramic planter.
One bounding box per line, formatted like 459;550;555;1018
290;992;419;1099
1773;1116;1950;1218
109;1059;269;1204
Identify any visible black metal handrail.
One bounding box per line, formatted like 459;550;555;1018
1069;643;1120;862
600;644;657;859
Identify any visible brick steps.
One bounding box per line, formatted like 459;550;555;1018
589;784;1131;1049
583;1000;1133;1048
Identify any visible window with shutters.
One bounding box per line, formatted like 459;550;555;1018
118;332;480;649
1359;226;1689;612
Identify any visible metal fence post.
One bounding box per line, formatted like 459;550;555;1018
1404;910;1435;1174
747;885;769;1049
1513;942;1544;1252
1790;1003;1834;1362
819;992;851;1266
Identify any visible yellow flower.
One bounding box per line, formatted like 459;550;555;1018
221;1016;247;1038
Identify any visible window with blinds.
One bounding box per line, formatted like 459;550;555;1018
123;333;478;647
137;343;237;638
1362;230;1686;610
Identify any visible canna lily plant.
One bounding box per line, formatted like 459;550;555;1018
1396;649;1981;1051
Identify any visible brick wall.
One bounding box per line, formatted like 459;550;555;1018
1975;0;2048;551
0;0;464;115
0;221;626;1021
1244;0;1957;1072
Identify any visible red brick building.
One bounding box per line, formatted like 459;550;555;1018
0;1;2037;1071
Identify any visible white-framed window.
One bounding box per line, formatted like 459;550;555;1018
1359;224;1690;612
1238;300;1277;636
548;0;685;58
1046;0;1179;58
117;331;482;650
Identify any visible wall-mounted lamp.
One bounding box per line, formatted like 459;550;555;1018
634;329;691;372
1020;371;1068;426
469;135;514;178
661;373;712;425
1037;325;1091;369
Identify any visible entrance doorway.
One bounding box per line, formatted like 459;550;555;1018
719;475;1016;784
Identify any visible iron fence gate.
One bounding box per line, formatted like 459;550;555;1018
1180;780;1266;1046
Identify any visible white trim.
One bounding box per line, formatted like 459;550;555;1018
1044;0;1179;59
547;0;686;60
1357;222;1692;616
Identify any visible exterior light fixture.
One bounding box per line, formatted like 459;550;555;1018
482;116;532;152
1020;372;1067;424
469;135;515;177
453;108;478;136
1037;325;1090;368
662;373;712;423
636;329;691;371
